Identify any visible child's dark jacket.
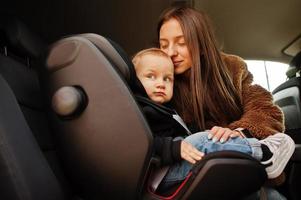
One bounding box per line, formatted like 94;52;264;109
132;78;189;166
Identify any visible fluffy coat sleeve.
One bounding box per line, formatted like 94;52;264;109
223;54;284;139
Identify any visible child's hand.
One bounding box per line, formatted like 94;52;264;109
208;126;243;143
180;141;204;164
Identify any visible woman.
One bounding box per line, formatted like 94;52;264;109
157;6;288;199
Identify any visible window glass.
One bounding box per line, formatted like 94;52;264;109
245;60;288;92
265;61;288;91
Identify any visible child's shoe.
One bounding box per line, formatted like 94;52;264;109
259;133;295;179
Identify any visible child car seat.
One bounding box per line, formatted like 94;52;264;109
44;34;267;200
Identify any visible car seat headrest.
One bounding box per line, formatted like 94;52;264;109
286;66;300;78
286;51;301;78
105;40;149;97
0;16;47;58
290;51;301;69
77;34;137;88
105;38;135;83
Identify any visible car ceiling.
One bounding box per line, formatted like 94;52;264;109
195;0;301;63
1;0;300;64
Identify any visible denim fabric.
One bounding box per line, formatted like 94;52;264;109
247;138;263;160
160;131;263;189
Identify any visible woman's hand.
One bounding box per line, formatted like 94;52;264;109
180;140;204;164
208;126;243;143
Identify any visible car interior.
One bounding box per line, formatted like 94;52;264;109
0;0;300;199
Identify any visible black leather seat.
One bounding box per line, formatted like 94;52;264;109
273;51;301;143
44;34;267;200
0;17;71;200
272;51;301;200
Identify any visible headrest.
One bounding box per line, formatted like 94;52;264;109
286;51;301;78
0;16;47;58
104;39;151;97
103;37;136;85
105;38;150;97
290;51;301;69
77;34;139;89
286;66;299;78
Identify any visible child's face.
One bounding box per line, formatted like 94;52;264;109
136;54;174;104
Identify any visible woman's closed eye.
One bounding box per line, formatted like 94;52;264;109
178;42;186;46
176;37;186;46
159;41;168;49
177;38;186;46
160;44;168;50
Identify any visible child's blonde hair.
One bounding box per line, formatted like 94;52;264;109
132;48;171;70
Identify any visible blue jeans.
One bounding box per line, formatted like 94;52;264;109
160;131;263;189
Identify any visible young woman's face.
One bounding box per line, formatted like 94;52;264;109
159;18;192;74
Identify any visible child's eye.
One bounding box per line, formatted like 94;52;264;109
164;77;173;82
146;74;155;79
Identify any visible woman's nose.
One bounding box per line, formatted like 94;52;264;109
167;45;178;57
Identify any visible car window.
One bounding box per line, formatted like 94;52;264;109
245;60;288;92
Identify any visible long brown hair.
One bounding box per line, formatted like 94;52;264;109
157;6;242;130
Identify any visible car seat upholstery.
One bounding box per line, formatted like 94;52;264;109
0;17;69;200
44;34;267;200
45;35;153;200
272;51;301;200
273;51;301;143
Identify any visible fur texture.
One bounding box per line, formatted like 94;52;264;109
221;54;285;185
221;53;284;139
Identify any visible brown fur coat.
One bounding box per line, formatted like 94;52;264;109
221;53;285;185
221;53;284;138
